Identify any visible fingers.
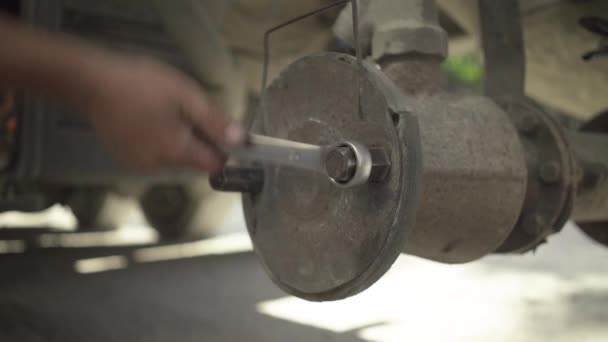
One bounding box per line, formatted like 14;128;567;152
180;85;246;150
173;127;226;173
0;90;14;116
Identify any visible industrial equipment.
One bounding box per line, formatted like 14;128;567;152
210;0;608;301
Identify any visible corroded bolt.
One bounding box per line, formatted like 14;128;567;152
369;147;391;182
517;114;540;136
539;161;561;184
209;167;264;193
325;146;357;184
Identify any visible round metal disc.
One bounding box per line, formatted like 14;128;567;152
243;53;407;301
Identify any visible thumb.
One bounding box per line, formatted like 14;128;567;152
181;87;246;150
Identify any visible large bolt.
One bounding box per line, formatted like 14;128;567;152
539;161;561;184
517;114;540;136
325;146;358;184
369;147;391;182
209;167;264;193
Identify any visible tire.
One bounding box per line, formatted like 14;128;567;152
66;187;129;232
140;181;240;241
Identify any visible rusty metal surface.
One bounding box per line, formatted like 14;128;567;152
494;97;577;253
402;92;528;263
243;53;420;301
345;0;527;263
336;0;528;263
478;0;577;254
333;0;448;60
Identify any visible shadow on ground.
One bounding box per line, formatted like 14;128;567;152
0;228;367;342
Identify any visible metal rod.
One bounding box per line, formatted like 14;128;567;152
351;0;365;120
261;0;351;92
209;167;264;193
478;0;526;97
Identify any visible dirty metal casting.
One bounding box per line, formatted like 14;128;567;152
348;0;528;263
478;0;577;253
223;133;385;188
243;53;421;301
239;0;526;299
492;97;577;254
212;0;608;302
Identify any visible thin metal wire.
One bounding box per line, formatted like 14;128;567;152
261;0;352;92
260;0;363;131
351;0;364;119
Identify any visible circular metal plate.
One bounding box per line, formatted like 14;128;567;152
244;53;406;301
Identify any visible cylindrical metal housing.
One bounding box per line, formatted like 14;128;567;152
401;93;528;263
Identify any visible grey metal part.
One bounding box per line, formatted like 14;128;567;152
348;0;527;263
493;97;577;253
333;0;449;60
403;92;528;263
478;0;578;253
324;145;358;183
243;53;421;301
233;134;325;174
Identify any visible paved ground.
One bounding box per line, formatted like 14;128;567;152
0;216;607;341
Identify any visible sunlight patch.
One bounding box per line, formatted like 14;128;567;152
74;255;129;274
132;232;252;263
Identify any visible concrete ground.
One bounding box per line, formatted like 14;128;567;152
0;204;606;342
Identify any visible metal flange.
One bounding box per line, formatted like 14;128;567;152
243;53;421;301
576;110;608;247
493;97;577;253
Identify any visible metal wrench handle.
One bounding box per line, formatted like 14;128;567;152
231;134;326;173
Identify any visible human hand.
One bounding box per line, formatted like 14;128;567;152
83;55;244;173
0;89;13;116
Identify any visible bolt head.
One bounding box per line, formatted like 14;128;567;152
369;147;391;182
539;161;561;184
325;146;357;183
517;114;540;136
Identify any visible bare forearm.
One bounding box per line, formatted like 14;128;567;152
0;13;110;112
0;12;243;173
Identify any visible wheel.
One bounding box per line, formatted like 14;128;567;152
63;187;128;231
140;182;240;241
66;187;109;230
140;184;195;240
